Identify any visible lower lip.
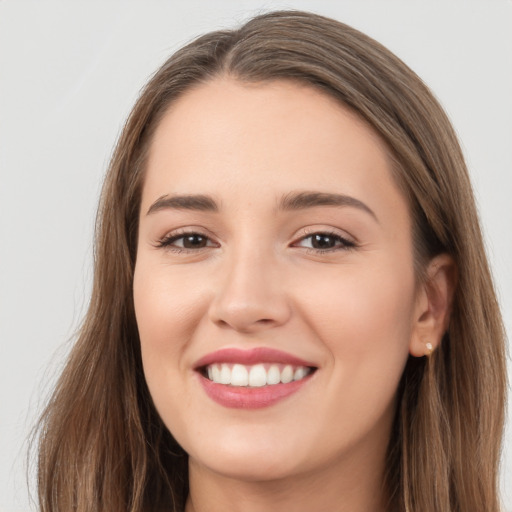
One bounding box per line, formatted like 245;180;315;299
198;373;313;409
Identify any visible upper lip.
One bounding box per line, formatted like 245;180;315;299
193;347;317;370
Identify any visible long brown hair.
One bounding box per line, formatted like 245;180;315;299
34;10;507;512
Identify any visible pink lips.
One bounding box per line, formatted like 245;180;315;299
194;347;316;409
194;347;315;369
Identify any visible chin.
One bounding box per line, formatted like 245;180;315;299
184;427;312;482
191;448;304;483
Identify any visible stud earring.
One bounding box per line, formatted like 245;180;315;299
425;342;433;356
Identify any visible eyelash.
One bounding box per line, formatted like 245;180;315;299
294;230;356;254
155;230;356;254
155;230;217;253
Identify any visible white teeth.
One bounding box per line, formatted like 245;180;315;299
280;365;294;384
248;364;267;387
220;364;231;385
267;365;281;385
205;363;312;387
231;364;249;386
212;364;221;383
293;367;307;381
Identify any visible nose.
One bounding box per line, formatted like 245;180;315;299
208;250;292;333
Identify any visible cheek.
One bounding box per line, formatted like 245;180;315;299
133;262;209;383
295;260;416;376
289;262;416;447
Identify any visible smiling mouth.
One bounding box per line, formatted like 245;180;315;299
194;347;318;408
200;363;316;387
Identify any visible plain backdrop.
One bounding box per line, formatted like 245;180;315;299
1;1;511;510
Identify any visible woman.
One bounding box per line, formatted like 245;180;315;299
35;10;507;512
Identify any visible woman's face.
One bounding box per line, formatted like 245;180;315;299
134;78;422;482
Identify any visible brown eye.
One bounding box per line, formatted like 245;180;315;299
310;234;338;250
294;232;356;253
182;234;208;249
157;232;217;251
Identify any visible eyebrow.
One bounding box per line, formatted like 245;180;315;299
147;194;219;215
278;191;378;221
146;191;378;222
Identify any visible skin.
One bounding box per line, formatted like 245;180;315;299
133;78;454;512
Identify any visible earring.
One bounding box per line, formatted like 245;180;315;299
425;342;433;356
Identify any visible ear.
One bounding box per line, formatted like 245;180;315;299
409;254;457;357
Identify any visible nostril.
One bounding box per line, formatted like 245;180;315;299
208;291;292;332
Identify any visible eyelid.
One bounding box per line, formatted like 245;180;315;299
153;226;357;254
155;227;220;252
290;227;357;253
292;226;356;243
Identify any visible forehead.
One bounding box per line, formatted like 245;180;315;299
142;77;407;223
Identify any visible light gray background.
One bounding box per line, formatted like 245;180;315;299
1;1;511;510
